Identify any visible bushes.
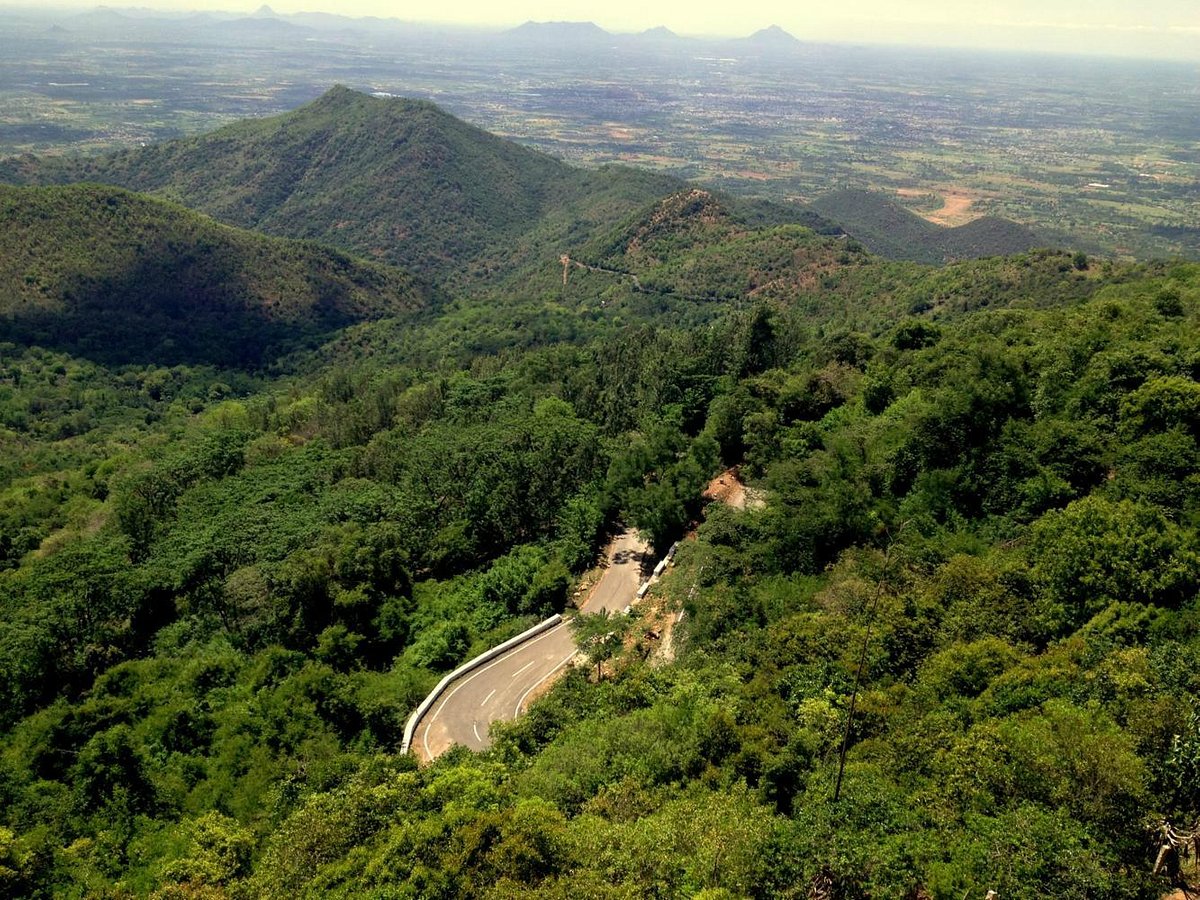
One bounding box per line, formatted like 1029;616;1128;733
1030;496;1200;634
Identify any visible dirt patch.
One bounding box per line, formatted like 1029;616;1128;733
896;187;980;227
927;193;976;226
568;564;603;609
652;608;683;665
704;467;747;508
703;467;765;510
622;575;684;668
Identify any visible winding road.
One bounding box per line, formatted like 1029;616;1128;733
413;530;650;761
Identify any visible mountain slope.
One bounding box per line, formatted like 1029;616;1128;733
0;87;684;287
0;183;429;366
811;188;1042;263
940;215;1047;258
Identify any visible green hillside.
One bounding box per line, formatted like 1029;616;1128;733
812;188;1043;264
0;88;688;286
0;88;848;289
551;189;1098;331
0;183;429;365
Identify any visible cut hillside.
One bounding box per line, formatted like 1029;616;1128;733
811;188;1042;264
0;87;683;288
0;183;429;366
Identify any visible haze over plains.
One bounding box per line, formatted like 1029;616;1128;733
5;0;1200;60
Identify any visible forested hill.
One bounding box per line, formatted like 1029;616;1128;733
0;183;429;365
811;188;1042;264
0;87;689;286
551;188;1096;328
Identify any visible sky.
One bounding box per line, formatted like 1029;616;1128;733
12;0;1200;60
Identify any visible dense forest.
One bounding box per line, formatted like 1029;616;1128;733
1;90;1198;899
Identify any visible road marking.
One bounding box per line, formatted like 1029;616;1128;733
472;721;482;743
420;621;567;760
515;649;579;717
481;688;496;706
511;660;536;678
417;531;651;760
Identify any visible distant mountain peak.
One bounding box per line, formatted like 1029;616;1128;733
745;24;801;45
75;7;132;22
252;4;277;16
638;25;679;39
505;20;611;40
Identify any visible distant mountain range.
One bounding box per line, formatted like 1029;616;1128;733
501;20;803;52
30;8;806;50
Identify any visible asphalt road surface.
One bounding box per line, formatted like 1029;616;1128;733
414;529;650;761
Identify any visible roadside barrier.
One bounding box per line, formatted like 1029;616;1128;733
401;613;563;755
637;540;680;601
404;537;682;755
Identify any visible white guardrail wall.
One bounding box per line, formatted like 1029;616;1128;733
400;613;563;754
402;538;682;755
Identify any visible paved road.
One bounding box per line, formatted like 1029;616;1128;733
414;530;650;761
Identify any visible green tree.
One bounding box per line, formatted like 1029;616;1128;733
1030;495;1200;633
569;610;630;680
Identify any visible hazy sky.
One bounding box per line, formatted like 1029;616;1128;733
16;0;1200;59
